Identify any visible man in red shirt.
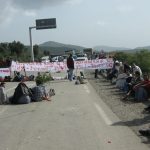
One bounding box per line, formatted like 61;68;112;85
67;54;74;81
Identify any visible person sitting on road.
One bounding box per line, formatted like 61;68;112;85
107;60;120;83
0;82;8;104
31;80;50;102
75;76;86;85
133;74;150;101
10;82;32;104
139;128;150;137
132;63;142;77
122;71;143;100
116;66;129;90
13;71;24;82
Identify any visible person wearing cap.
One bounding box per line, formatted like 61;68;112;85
0;82;8;104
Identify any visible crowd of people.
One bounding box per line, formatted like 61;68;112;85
105;60;150;102
100;58;150;137
0;73;55;105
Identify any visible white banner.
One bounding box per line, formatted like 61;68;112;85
74;59;113;69
0;68;11;77
10;59;113;72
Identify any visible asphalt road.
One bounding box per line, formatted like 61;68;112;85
0;72;149;150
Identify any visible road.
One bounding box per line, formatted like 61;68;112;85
0;76;149;150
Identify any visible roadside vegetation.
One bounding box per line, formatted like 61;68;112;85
113;50;150;73
0;41;49;62
0;41;150;73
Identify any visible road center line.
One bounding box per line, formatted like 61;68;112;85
94;103;112;125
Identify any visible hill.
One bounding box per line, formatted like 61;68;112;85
93;45;131;52
134;46;150;50
39;41;86;55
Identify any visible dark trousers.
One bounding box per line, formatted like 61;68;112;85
95;69;98;78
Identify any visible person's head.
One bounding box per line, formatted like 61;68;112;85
36;79;43;86
69;54;72;58
143;74;149;81
132;63;136;68
0;82;6;87
134;71;140;77
17;72;20;75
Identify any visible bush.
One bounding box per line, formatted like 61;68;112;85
114;50;150;73
35;72;53;85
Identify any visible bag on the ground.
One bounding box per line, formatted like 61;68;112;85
49;89;55;97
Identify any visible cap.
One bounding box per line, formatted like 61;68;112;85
115;60;119;64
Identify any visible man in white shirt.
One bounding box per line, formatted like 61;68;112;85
132;63;142;77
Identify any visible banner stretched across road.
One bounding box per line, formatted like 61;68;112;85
10;59;114;72
0;68;11;77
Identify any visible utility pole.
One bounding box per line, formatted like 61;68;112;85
29;26;36;62
29;18;56;62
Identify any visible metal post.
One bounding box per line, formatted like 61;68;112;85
29;26;36;62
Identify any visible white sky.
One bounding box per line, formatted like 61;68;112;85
0;0;150;48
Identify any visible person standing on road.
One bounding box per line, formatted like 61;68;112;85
67;54;74;81
94;54;99;78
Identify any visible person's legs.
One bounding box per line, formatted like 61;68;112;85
18;95;31;104
68;69;71;81
137;87;148;101
95;69;98;78
68;69;74;81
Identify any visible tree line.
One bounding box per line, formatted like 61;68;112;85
0;41;51;62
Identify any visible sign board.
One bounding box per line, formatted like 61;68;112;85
36;18;56;30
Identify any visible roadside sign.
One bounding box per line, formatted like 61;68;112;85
36;18;56;30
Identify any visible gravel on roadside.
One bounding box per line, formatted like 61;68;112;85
85;70;150;145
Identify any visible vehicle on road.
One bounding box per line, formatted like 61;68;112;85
76;54;88;61
52;56;64;62
41;56;50;63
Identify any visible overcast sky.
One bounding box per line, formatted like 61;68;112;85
0;0;150;48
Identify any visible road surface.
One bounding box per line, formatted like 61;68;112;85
0;78;149;150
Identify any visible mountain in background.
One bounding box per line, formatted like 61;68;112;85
120;46;150;53
39;41;86;55
134;46;150;50
37;41;150;55
93;45;131;52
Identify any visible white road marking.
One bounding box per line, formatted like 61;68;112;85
83;85;90;93
94;103;112;125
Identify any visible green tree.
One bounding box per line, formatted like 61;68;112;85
0;42;9;55
43;50;50;56
33;44;39;58
9;41;25;58
114;52;128;62
134;50;150;73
